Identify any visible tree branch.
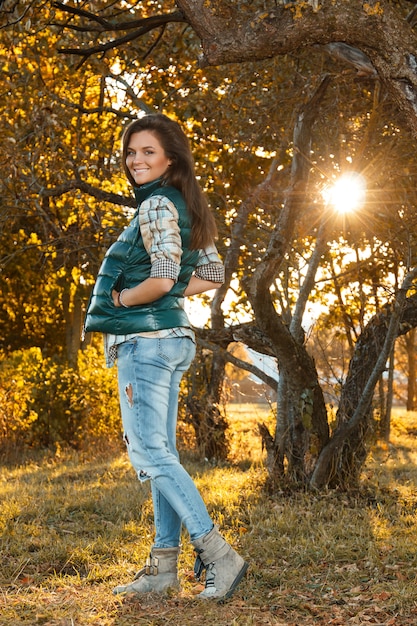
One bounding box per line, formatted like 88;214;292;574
310;274;417;489
54;5;186;64
196;336;277;390
175;0;417;137
53;3;186;32
34;179;136;208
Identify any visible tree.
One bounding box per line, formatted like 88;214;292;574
396;328;417;411
3;0;417;487
181;0;417;487
0;7;133;362
48;1;417;135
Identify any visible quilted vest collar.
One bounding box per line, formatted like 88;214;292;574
133;178;164;205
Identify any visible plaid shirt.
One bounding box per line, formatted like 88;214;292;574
104;194;224;366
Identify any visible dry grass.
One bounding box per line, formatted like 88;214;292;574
2;405;417;625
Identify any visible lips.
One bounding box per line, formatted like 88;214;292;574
132;168;150;179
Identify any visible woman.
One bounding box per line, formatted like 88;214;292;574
84;114;248;601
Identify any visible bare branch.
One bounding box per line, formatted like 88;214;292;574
33;179;136;209
58;26;160;59
53;3;185;32
196;336;277;390
54;5;186;63
52;1;120;30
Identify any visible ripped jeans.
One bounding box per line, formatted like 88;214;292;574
117;335;214;548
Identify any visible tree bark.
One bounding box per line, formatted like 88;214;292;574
186;342;229;460
405;328;417;411
380;348;395;442
310;273;417;489
177;0;417;138
245;76;331;483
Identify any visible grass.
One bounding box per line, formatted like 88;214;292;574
2;404;417;625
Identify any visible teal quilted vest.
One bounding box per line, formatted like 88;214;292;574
84;179;199;335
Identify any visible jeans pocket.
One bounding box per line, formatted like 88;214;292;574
157;337;195;369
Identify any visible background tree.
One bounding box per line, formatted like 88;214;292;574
2;0;417;489
0;10;132;363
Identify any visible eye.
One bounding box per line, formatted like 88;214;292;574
127;149;135;156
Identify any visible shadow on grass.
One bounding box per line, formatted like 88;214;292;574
2;437;417;624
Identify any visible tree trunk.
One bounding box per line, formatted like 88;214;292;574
66;287;83;367
186;345;229;460
275;370;289;477
405;327;417;411
191;143;283;461
246;77;331;485
380;347;395;442
311;277;417;490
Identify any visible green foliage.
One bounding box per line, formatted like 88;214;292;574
0;345;121;451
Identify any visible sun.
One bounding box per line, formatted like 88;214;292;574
324;173;366;214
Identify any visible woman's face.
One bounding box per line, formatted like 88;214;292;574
125;130;172;186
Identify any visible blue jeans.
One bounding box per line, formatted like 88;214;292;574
117;335;214;548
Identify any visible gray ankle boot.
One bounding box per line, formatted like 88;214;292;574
113;547;180;595
192;526;248;601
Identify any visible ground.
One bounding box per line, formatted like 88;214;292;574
2;405;417;625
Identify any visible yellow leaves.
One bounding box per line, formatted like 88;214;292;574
66;211;78;227
284;0;320;19
27;231;42;246
363;2;383;17
71;266;82;285
16;229;41;247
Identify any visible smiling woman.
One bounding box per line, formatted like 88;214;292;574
324;172;367;214
83;113;247;602
125;130;173;186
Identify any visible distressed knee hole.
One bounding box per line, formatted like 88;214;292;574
125;383;134;407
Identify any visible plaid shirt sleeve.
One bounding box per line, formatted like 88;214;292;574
139;195;182;281
194;242;225;283
139;196;225;284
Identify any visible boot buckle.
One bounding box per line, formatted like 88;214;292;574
145;556;159;575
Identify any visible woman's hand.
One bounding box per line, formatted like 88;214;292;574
112;278;174;308
112;289;125;307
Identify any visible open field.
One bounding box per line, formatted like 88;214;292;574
2;405;417;625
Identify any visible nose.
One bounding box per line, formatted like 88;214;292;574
132;153;142;164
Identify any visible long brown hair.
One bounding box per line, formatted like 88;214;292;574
121;114;217;250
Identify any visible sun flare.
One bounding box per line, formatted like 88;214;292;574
324;173;366;214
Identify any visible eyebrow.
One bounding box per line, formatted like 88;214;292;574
128;145;157;150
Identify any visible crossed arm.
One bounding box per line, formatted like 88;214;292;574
112;275;222;308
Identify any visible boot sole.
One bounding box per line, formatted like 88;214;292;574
218;561;249;604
